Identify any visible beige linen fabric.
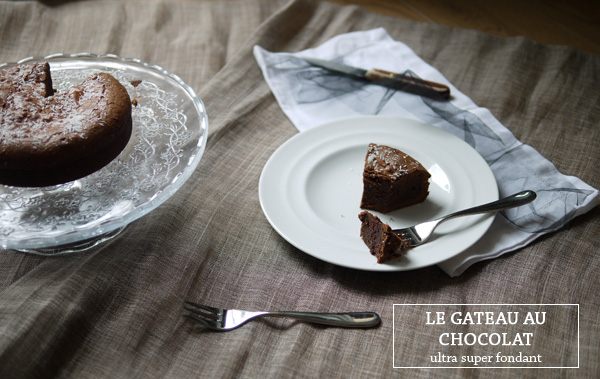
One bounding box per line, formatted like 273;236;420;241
0;1;598;378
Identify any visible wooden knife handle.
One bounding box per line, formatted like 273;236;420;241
365;68;450;100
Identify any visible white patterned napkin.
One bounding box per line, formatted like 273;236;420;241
253;28;599;276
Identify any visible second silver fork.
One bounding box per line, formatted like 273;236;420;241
393;190;536;246
184;301;381;331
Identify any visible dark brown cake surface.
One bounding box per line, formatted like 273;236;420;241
360;143;430;213
0;62;132;187
358;211;409;263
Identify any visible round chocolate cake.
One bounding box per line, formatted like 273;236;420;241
0;62;132;187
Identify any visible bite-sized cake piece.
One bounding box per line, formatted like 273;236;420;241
359;211;409;263
360;143;430;213
0;62;132;187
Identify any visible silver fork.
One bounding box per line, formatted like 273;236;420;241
183;301;381;331
393;190;536;247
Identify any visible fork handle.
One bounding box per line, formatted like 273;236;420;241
441;190;536;222
264;311;381;328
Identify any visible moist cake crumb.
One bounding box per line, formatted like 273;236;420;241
359;211;409;263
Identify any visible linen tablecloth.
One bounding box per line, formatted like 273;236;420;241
0;1;598;378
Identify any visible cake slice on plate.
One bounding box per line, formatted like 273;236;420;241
360;143;430;213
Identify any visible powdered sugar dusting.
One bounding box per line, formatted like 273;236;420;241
0;65;126;151
365;143;421;179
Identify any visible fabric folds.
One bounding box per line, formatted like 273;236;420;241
0;1;598;378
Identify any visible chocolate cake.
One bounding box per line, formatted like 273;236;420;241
360;143;430;213
358;211;409;263
0;62;132;187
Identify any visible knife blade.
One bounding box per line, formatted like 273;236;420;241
300;56;450;100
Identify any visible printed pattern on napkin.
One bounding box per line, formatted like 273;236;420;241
253;28;599;276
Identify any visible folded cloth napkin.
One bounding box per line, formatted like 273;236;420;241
253;28;599;276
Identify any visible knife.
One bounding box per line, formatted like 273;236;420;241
300;56;450;100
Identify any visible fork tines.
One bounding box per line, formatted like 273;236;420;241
183;301;225;327
184;301;220;318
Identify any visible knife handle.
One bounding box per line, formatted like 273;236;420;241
365;68;450;100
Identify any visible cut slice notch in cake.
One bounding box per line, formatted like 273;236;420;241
360;143;430;213
358;211;409;263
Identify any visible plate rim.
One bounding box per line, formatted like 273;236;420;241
259;115;498;271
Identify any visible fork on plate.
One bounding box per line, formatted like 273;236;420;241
393;190;536;247
183;301;381;331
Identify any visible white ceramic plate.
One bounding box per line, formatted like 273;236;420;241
259;116;498;271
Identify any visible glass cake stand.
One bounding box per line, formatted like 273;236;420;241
0;53;208;254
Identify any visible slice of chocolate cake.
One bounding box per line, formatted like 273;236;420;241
359;211;409;263
360;143;430;213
